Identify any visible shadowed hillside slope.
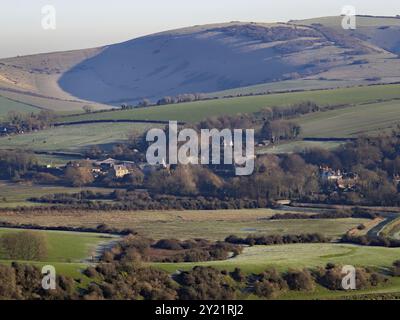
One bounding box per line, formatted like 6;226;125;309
0;16;399;109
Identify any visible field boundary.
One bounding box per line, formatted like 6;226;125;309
54;119;186;126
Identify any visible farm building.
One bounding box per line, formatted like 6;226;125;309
110;164;130;178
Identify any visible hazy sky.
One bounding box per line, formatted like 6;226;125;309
1;0;399;58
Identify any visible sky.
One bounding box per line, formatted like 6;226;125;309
0;0;399;58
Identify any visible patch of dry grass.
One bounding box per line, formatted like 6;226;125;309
0;209;367;241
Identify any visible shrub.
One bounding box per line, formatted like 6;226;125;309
253;268;288;298
284;269;315;291
0;265;17;299
176;266;236;300
153;239;183;250
0;231;48;261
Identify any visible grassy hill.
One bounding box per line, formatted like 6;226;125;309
294;16;400;54
1;16;399;112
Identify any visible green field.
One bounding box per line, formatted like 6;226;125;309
2;84;399;157
0;122;157;153
257;99;400;153
33;153;83;167
298;100;400;138
0;228;112;263
0;181;111;208
153;243;400;274
132;218;368;241
0;95;39;119
258;141;344;154
0;228;117;281
206;79;385;98
59;84;400;123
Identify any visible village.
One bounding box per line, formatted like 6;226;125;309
34;152;372;195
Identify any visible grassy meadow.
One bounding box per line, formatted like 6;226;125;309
0;181;111;208
0;208;369;241
0;95;39;120
59;84;400;123
152;243;400;274
0;228;117;282
298;100;400;138
0;228;112;263
0;122;157;153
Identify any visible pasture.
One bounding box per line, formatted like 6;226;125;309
0;228;112;263
0;208;369;241
152;243;400;274
0;228;117;281
258;141;344;154
59;84;400;123
298;100;400;138
0;122;157;153
0;181;111;208
0;95;39;119
206;79;385;98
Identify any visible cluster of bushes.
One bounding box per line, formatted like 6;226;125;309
392;260;400;276
251;263;387;299
156;93;206;106
29;189;269;211
225;233;328;246
0;251;391;300
213;24;321;43
341;234;400;248
0;221;136;236
81;261;388;300
274;39;318;54
269;209;379;220
315;263;388;290
29;190;110;204
4;110;56;133
0;231;48;261
82;262;178;300
0;262;79;300
175;267;237;300
119;93;207;110
154;239;242;263
98;235;242;264
0;150;38;180
194;101;320;143
252;269;317;298
258;120;301;142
